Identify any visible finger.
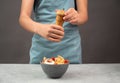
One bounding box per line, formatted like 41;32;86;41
63;8;74;21
48;37;61;42
49;29;64;36
65;8;74;15
70;19;78;24
51;24;64;31
63;12;74;21
64;11;78;21
48;33;63;39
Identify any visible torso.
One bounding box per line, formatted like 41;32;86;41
30;0;82;64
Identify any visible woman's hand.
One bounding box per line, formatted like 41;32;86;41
63;8;80;25
35;24;64;42
63;8;88;25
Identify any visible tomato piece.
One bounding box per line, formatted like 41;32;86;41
64;60;69;63
51;57;55;61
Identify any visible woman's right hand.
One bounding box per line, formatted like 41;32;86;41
19;0;64;42
35;23;64;42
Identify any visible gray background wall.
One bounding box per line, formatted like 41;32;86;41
0;0;120;63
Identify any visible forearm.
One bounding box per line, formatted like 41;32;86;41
77;0;88;25
78;12;88;25
19;15;42;34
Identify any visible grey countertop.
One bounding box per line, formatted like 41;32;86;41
0;64;120;83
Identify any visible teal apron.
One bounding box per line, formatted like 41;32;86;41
30;0;82;64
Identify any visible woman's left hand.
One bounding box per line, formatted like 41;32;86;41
63;8;80;25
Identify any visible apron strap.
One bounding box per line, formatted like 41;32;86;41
75;0;77;10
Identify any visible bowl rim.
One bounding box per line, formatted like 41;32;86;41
40;62;69;65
